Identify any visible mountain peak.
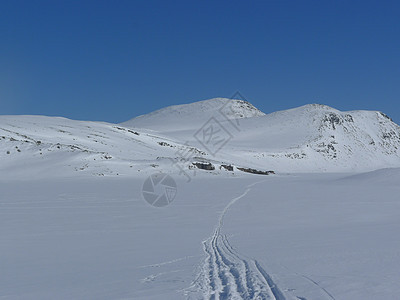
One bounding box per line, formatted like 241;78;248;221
121;97;265;131
301;103;338;111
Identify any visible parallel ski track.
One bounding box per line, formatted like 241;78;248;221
195;181;286;300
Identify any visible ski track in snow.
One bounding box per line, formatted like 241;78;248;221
194;181;286;300
298;275;336;300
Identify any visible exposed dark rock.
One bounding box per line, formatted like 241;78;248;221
192;162;215;170
158;141;173;147
344;114;354;122
114;126;140;135
323;113;342;129
383;130;397;139
379;112;393;121
220;164;233;171
285;152;307;159
237;167;274;175
127;129;139;135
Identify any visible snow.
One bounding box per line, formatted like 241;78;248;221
1;98;400;299
2;100;400;176
1;172;400;299
121;98;265;132
123;101;400;173
0;115;205;179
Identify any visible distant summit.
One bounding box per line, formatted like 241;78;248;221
122;98;400;172
121;98;265;131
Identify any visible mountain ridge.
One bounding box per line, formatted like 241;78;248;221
121;98;265;131
1;98;400;177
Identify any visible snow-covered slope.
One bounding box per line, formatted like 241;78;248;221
0;115;207;178
1;99;400;177
2;100;400;300
121;98;265;132
124;101;400;173
219;104;400;172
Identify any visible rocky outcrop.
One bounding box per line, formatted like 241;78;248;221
220;164;234;171
192;162;215;170
237;167;275;175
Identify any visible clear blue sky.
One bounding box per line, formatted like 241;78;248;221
1;0;399;123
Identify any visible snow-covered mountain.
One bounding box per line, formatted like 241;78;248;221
1;98;400;177
123;99;400;173
121;98;265;132
3;99;400;300
220;103;400;172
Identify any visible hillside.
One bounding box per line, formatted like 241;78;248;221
123;100;400;173
1;99;400;177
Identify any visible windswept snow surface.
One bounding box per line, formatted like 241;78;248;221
1;171;400;299
2;99;400;299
